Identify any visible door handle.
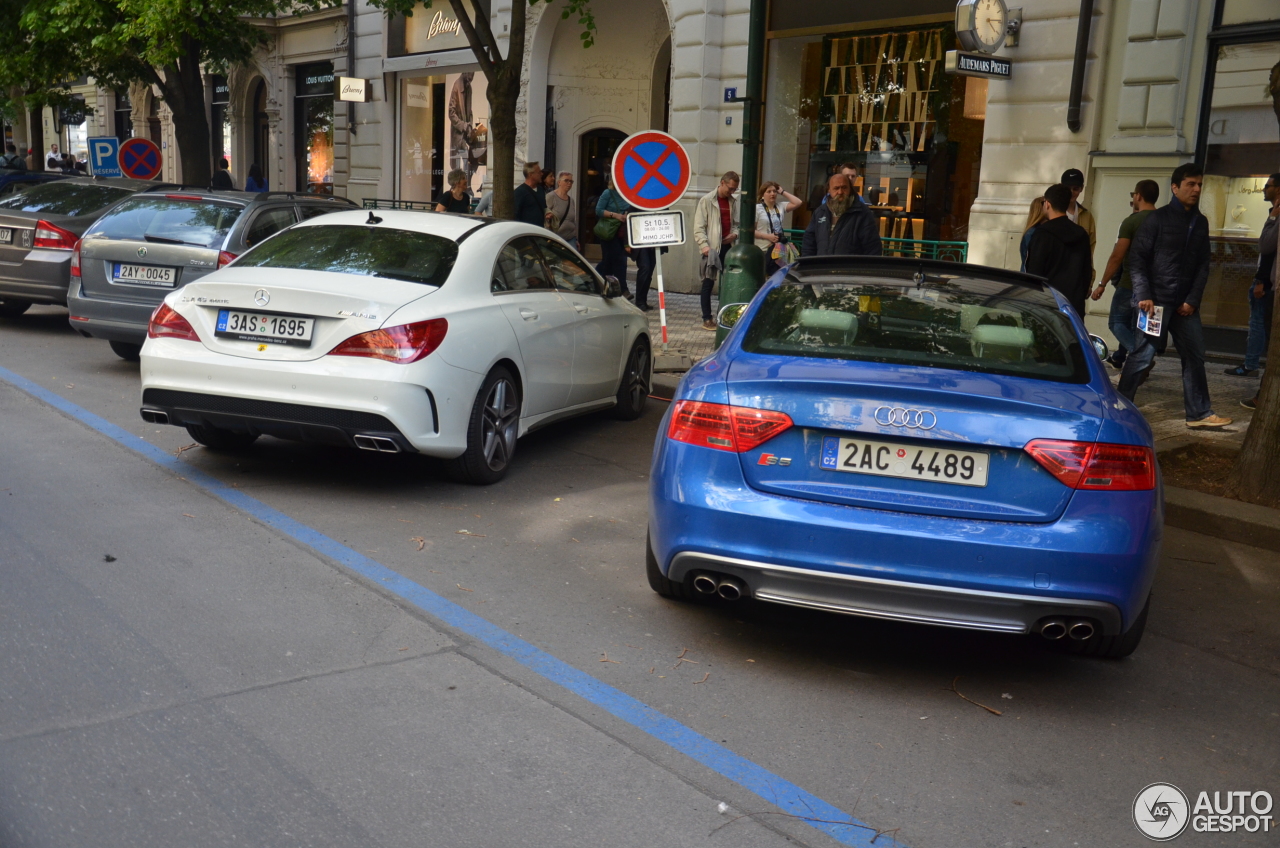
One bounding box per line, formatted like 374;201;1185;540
573;304;589;314
519;308;538;320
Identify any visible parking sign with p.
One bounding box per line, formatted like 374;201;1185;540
87;137;122;178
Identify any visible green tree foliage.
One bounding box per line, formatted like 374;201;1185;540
366;0;596;219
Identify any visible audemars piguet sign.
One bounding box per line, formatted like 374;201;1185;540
945;50;1011;79
336;77;371;103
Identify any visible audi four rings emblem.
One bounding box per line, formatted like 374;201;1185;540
874;406;937;429
254;289;270;307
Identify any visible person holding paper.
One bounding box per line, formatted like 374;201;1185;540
1117;163;1232;430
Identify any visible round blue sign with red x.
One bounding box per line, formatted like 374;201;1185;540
118;137;163;180
610;130;691;211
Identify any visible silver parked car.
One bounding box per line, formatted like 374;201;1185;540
68;189;358;359
0;176;155;318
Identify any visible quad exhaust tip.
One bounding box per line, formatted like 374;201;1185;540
353;434;401;453
140;408;169;425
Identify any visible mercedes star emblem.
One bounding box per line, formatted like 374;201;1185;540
254;289;270;307
137;246;147;258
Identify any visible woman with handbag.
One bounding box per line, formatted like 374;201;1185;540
755;181;804;276
594;174;633;298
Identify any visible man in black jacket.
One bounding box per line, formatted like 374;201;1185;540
802;174;882;258
1117;163;1232;429
1024;183;1092;316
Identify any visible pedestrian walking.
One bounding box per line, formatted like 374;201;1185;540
1024;184;1092;316
1060;168;1097;261
594;173;632;297
244;163;268;192
1118;163;1232;429
45;143;60;172
754;181;804;276
801;173;882;259
474;190;493;216
513;161;548;227
1225;172;1278;382
541;169;557;194
1;143;26;170
1020;196;1047;272
693;171;740;329
546;171;578;248
435;169;473;213
1090;179;1159;370
211;157;235;190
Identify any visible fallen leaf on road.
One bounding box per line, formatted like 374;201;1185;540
600;653;620;664
396;518;412;523
693;673;710;684
411;536;425;551
456;530;486;537
65;384;73;388
570;537;580;543
174;443;199;456
182;513;195;518
1002;693;1013;699
920;716;929;720
649;667;655;673
103;554;117;562
456;584;474;592
398;647;409;651
946;676;1002;716
746;659;755;663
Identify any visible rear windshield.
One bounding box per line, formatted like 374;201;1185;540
84;197;245;248
0;182;133;216
741;276;1089;383
234;224;457;286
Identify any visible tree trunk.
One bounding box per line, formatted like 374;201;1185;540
1224;290;1280;507
487;70;519;220
154;41;211;186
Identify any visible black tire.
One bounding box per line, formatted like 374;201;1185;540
109;341;141;361
0;299;31;318
184;422;258;451
646;532;693;600
444;366;521;485
610;336;651;421
1067;593;1150;659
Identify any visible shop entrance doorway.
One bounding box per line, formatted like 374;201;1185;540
578;128;626;257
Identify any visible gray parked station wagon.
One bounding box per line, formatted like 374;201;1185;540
68;189;358;359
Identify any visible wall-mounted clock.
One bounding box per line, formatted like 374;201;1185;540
956;0;1008;54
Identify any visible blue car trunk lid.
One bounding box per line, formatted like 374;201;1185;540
726;355;1104;522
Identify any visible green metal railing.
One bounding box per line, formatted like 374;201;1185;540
781;229;968;263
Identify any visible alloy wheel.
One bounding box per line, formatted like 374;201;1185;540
624;343;650;410
481;378;519;471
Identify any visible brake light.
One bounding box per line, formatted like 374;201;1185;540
330;318;448;364
148;302;200;342
70;239;82;277
165;194;203;201
33;220;78;250
1024;439;1155;491
667;401;793;453
217;251;237;269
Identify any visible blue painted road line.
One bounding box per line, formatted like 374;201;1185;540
0;364;900;848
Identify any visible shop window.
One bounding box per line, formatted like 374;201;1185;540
398;71;488;204
1200;38;1280;331
210;75;231;173
294;62;334;195
794;24;985;244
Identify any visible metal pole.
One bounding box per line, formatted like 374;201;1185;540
715;0;768;345
656;251;669;354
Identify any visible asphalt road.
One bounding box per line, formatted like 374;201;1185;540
1;305;1278;848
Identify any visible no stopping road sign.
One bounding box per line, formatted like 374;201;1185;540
609;130;691;212
118;138;163;180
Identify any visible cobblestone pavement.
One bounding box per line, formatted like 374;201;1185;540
637;281;1261;450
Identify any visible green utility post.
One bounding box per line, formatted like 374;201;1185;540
715;0;768;346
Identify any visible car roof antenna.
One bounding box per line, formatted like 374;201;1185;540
366;211;382;225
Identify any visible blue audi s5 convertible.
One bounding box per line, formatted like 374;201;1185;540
647;257;1161;658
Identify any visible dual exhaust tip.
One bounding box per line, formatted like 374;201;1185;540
692;572;747;601
354;434;401;453
1037;617;1096;642
140;408;169;425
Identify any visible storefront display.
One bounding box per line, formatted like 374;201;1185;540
295;62;334;195
399;71;488;204
210;75;231;172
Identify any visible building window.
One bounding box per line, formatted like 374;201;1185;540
1199;36;1280;330
294;62;334;195
399;75;444;203
792;24;986;244
210;75;231;172
114;90;133;139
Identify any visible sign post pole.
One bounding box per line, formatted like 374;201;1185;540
656;252;669;355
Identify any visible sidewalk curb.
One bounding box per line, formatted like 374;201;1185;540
1164;485;1280;554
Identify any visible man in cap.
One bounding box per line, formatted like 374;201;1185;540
1060;168;1097;263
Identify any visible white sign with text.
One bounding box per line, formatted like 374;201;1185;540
627;211;685;248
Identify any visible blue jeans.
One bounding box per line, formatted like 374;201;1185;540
1243;285;1273;371
1117;307;1213;421
1108;288;1136;353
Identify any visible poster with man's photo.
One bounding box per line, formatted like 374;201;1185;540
444;72;488;195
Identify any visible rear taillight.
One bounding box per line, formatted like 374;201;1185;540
33;220;78;250
217;251;237;269
148;303;200;342
165;194;203;201
667;401;793;453
1024;439;1156;491
69;239;82;277
330;318;448;364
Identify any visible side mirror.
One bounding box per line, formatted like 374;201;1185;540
602;275;622;299
717;302;749;330
1088;334;1109;361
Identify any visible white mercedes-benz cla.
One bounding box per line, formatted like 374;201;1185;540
139;210;652;484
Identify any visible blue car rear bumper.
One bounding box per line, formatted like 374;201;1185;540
649;438;1162;636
